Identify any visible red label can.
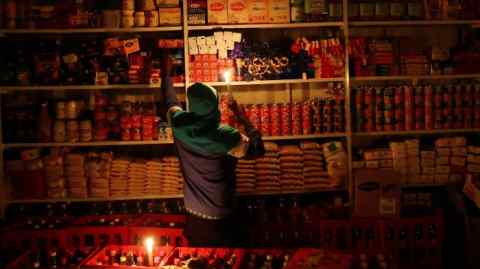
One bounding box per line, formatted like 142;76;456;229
260;104;271;136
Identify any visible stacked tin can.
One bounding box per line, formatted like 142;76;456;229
364;88;375;132
302;101;312;135
404;85;414;131
475;85;480;128
270;104;281;136
260;104;271;136
414;86;424;130
280;103;291;136
383;87;394;131
394;86;404;131
291;102;302;135
354;82;480;132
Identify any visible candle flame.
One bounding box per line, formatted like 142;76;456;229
223;70;232;84
144;237;154;253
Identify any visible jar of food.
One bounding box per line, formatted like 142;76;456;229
122;0;135;10
79;120;92;142
56;101;66;119
122;10;134;28
102;10;121;28
66;120;79;143
134;11;146;27
390;0;406;20
145;10;159;27
66;100;78;119
53;120;66;142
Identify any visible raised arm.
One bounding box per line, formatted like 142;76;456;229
228;95;265;158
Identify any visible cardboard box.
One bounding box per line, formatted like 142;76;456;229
436;156;450;165
421;159;435;167
207;0;228;24
268;0;290;23
248;0;269;23
436;147;451;156
366;161;379;169
435;174;449;184
452;147;467;157
159;7;182;25
421;150;436;160
228;0;249;23
156;0;180;7
354;169;401;218
451;157;466;167
435;165;451;174
422;167;436;175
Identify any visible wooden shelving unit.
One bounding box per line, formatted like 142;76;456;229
353;129;480;137
0;26;182;35
2;0;480;209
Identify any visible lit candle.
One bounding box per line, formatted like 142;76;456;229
223;70;233;94
144;237;154;266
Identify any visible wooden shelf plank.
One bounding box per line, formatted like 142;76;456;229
0;83;185;92
402;184;446;188
192;78;344;87
189;22;344;30
353;129;480;137
0;26;182;34
263;133;347;141
351;74;480;82
3;140;174;149
350;20;480;26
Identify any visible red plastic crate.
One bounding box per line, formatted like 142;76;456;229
238;249;295;269
349;218;382;255
319;220;351;251
163;247;244;269
0;227;68;251
81;245;172;269
380;211;444;268
129;214;187;247
67;215;136;248
5;247;96;269
285;248;353;269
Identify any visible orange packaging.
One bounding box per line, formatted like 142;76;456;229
268;0;290;23
159;7;181;25
207;0;228;24
228;0;249;23
248;0;268;23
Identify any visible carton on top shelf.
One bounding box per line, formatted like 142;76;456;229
268;0;290;23
207;0;228;24
248;0;269;23
228;0;249;24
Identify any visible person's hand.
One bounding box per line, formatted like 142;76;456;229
225;92;239;112
161;51;173;77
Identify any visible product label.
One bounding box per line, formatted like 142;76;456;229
389;3;406;17
375;3;389;17
248;0;269;23
359;3;375;18
228;0;249;23
159;7;182;25
407;3;423;18
208;0;228;24
348;3;360;18
268;0;290;23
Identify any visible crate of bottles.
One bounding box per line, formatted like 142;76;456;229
66;215;136;248
5;246;97;269
162;247;244;269
238;249;295;269
80;245;173;269
129;214;187;247
285;248;353;269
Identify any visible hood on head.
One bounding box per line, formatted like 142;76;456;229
186;83;218;116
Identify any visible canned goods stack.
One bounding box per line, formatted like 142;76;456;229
270;104;281;136
86;152;112;198
260;104;271;136
353;82;480;132
54;100;86;143
291;103;302;135
43;150;67;199
354;136;472;186
280;103;292;136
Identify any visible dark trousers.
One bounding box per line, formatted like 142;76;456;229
184;213;236;247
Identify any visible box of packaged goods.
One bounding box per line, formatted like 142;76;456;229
228;0;249;23
248;0;269;23
357;136;473;186
268;0;290;23
188;0;207;24
207;0;228;24
156;0;181;7
159;7;182;25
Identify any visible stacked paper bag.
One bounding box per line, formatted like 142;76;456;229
110;158;130;197
44;149;67;199
255;142;281;192
146;159;164;195
86;152;112;198
65;153;88;198
279;145;304;191
236;159;256;193
301;142;330;189
127;159;148;196
162;156;183;195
